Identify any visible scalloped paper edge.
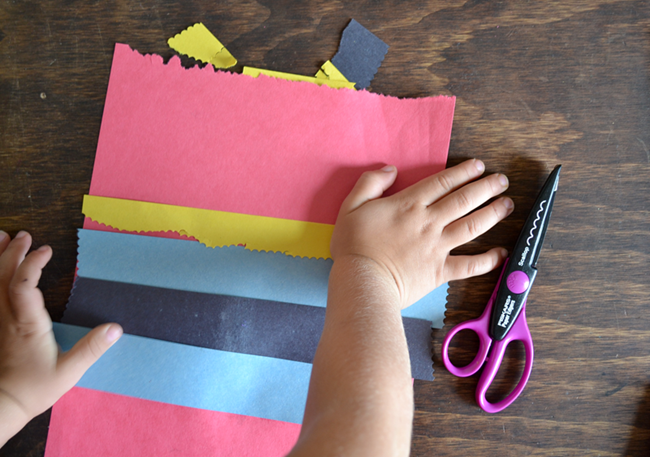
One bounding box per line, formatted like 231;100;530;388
82;195;334;259
243;66;356;90
168;23;237;69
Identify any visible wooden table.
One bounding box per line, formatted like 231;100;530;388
1;1;649;455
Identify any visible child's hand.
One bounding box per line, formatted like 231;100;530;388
292;160;513;457
331;159;514;309
0;231;122;445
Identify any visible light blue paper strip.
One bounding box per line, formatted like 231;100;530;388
77;229;449;327
403;284;448;328
53;322;311;424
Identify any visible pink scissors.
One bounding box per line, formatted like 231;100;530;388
442;165;561;413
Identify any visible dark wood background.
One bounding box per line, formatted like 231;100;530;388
1;1;649;455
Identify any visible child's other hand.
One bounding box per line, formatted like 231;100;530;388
331;159;514;309
0;231;122;445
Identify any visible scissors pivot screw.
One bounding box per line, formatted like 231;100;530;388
506;271;530;295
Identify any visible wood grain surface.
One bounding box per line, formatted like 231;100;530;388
1;1;649;455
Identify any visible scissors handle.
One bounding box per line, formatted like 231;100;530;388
475;306;534;414
441;300;494;377
441;260;535;413
441;263;506;378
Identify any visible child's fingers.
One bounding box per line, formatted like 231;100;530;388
7;245;53;327
56;323;123;387
430;173;509;225
338;166;398;215
444;248;508;282
442;197;514;248
0;231;11;256
0;231;10;317
398;159;485;206
0;231;32;290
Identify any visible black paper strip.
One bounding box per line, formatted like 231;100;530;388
331;19;390;89
63;277;434;380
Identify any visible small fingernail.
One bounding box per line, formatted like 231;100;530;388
106;324;123;343
474;159;485;173
381;165;395;172
15;231;28;239
36;245;50;252
503;197;514;211
498;174;509;188
500;248;509;258
0;231;7;241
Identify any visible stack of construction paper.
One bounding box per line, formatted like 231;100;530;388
44;22;455;457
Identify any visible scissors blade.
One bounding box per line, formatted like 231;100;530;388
521;165;561;269
489;165;561;341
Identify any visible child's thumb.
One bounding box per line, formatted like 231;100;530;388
57;323;123;386
339;165;398;214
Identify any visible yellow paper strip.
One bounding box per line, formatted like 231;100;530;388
315;60;350;82
168;23;237;69
243;67;356;90
83;195;334;259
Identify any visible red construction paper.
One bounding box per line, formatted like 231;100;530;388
44;387;301;457
89;44;455;224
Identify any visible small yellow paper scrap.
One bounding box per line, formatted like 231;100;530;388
168;23;237;69
243;67;356;90
315;60;350;83
82;195;334;259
